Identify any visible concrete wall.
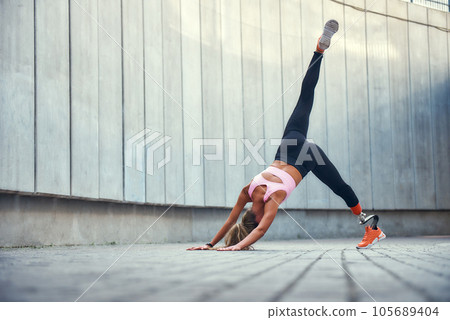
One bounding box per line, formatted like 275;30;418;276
1;0;449;212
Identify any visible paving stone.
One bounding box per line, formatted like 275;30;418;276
0;237;449;302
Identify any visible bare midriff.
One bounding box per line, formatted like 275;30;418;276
270;160;303;185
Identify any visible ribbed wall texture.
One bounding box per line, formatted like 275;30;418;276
1;0;449;210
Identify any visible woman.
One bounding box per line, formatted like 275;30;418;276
187;20;385;252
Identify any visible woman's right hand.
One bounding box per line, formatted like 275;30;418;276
186;245;212;251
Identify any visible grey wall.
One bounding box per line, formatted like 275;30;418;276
1;0;449;211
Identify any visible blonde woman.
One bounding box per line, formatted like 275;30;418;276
187;20;385;252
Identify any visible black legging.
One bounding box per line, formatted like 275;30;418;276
274;52;359;208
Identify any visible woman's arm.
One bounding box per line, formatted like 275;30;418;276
186;185;251;250
209;186;251;246
217;197;280;251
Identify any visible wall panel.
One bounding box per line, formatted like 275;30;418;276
123;0;145;203
367;2;396;209
322;0;347;210
281;0;307;209
179;0;204;206
144;0;166;204
448;13;450;208
298;0;329;209
221;0;246;207
162;0;185;204
428;10;450;209
98;0;123;201
387;0;415;209
35;0;70;195
241;0;265;185
408;4;436;209
344;1;373;209
0;0;35;192
181;0;205;205
260;0;284;173
70;0;99;198
201;0;226;206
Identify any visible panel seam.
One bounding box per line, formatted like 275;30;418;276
69;0;73;196
199;0;206;206
142;0;147;203
120;0;125;201
219;0;227;206
33;0;37;193
179;0;186;205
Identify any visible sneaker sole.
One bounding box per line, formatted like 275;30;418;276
319;19;339;50
356;232;386;249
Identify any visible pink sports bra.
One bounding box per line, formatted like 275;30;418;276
248;166;297;203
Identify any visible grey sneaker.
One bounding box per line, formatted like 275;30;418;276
317;19;339;51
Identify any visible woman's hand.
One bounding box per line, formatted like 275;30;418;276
186;245;212;251
217;245;242;251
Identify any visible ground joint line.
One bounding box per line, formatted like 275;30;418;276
275;201;377;302
74;177;200;302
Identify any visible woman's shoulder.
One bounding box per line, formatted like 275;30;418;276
242;183;251;192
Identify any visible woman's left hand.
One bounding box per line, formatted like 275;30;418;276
217;245;242;251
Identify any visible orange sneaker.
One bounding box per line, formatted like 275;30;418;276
357;226;386;249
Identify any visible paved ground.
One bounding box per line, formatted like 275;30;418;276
0;237;449;302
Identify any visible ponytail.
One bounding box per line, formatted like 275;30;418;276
224;209;258;250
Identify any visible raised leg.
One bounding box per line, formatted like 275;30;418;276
282;52;323;138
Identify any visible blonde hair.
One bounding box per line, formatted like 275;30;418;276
224;209;258;250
